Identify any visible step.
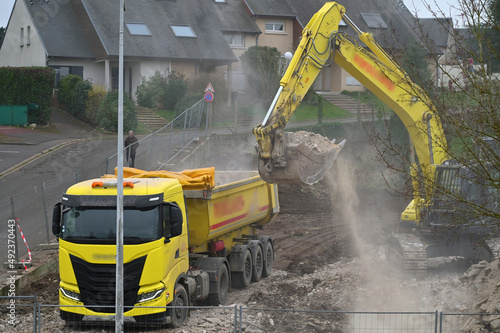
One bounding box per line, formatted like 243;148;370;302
321;93;372;114
135;106;169;131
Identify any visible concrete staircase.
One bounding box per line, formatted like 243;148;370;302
320;92;374;116
136;106;169;131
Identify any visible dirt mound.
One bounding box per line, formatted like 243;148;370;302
459;260;500;331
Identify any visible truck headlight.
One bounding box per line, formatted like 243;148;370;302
136;288;165;303
60;287;81;302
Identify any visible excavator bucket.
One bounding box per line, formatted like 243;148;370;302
258;130;345;185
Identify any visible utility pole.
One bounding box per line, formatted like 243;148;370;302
115;0;125;332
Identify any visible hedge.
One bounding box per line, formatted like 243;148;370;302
0;67;55;124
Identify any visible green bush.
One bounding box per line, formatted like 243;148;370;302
136;71;168;108
0;67;54;124
72;80;92;118
136;71;189;110
85;84;107;125
165;78;187;110
97;90;137;132
58;74;82;112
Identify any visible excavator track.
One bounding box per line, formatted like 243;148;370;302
386;233;427;278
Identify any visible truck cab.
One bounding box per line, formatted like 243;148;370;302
53;178;189;325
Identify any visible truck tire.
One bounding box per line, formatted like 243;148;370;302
170;284;188;328
262;241;274;277
251;245;264;282
207;264;229;305
60;310;83;327
232;248;253;288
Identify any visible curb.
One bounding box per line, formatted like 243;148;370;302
0;254;59;297
0;139;83;179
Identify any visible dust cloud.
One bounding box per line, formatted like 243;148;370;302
326;148;449;331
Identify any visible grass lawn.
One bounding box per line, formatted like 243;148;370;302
237;98;352;123
154;109;176;121
148;95;353;128
341;90;391;114
291;101;351;122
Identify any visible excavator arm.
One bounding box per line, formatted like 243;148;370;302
254;2;449;223
253;3;347;185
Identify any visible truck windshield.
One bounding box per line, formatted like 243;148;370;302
60;206;161;244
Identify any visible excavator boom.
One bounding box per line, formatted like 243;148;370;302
253;2;447;195
253;3;347;185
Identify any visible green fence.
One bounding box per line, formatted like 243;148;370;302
0;105;30;126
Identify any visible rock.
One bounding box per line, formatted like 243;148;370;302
491;318;500;330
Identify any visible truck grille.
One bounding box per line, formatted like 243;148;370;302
70;255;147;313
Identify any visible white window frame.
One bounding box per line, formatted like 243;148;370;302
171;25;197;38
265;20;285;33
224;34;244;47
125;23;152;36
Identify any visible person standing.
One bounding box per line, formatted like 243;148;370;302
124;130;139;168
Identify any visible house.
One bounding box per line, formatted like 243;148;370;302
415;17;454;87
0;0;260;102
0;0;441;103
242;0;434;93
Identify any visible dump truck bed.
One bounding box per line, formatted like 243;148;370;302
184;171;279;247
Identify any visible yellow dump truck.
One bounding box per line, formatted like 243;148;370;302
51;168;279;327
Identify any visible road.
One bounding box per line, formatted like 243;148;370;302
0;107;363;267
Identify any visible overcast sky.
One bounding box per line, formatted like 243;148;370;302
0;0;463;31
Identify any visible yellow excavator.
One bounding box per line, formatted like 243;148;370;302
254;2;498;274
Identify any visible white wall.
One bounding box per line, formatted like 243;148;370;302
140;60;172;80
0;0;46;67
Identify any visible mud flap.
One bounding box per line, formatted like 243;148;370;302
193;257;229;297
228;245;249;272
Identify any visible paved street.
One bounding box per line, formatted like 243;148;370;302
0;106;361;271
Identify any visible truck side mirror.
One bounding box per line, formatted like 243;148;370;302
52;202;62;236
163;203;184;240
170;205;183;237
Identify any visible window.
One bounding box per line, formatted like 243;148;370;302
50;65;83;87
27;26;31;45
171;25;196;37
20;27;24;47
224;34;244;47
346;76;361;86
61;206;161;244
215;0;226;2
265;20;285;33
125;23;152;36
360;13;389;29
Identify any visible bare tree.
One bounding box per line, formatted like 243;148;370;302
365;0;500;242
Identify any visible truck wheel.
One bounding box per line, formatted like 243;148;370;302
232;248;253;289
262;241;274;277
208;264;229;305
252;245;264;282
61;310;83;327
170;284;188;328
